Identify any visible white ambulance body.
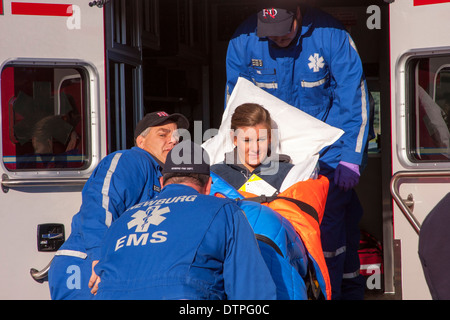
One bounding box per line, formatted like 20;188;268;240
0;1;105;299
1;0;450;300
389;0;450;300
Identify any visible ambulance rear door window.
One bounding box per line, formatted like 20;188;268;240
407;56;450;162
1;64;90;171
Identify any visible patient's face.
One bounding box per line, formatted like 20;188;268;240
233;123;271;170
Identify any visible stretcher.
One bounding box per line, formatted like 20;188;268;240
203;77;344;299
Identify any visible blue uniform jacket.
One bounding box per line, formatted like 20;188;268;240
225;7;370;169
94;184;277;300
58;146;162;261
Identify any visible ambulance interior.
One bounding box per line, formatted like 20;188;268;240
124;0;391;297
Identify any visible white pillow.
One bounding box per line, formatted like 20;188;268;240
202;77;344;181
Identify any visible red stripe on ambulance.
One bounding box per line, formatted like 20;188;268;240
11;2;72;16
414;0;450;6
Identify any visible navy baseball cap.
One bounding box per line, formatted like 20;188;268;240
134;111;189;140
257;2;298;37
162;140;210;176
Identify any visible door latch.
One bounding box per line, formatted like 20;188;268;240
404;193;414;211
37;224;65;252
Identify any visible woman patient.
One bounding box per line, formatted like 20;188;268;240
210;103;331;300
211;103;295;193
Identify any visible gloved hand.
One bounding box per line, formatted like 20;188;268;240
334;161;360;191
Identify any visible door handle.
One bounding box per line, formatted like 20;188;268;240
30;259;53;283
404;193;414;211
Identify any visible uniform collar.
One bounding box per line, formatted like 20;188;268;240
160;183;201;195
132;146;163;173
294;6;313;44
299;6;313;36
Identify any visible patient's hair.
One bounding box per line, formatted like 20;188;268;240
230;103;272;131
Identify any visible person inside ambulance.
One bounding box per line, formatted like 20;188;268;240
211;103;311;194
13;114;79;169
48;111;189;300
31;115;77;154
225;0;370;299
90;140;277;300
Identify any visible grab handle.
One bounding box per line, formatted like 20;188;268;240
30;259;53;283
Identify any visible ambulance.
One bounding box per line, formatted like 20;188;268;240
0;0;449;300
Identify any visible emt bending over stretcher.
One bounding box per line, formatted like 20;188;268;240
48;111;189;300
92;141;277;300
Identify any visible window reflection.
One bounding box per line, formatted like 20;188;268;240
409;57;450;161
1;65;89;170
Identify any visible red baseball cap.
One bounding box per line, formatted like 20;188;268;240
134;111;189;140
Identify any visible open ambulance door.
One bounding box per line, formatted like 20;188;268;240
0;1;105;299
390;0;450;300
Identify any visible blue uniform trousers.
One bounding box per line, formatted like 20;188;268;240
320;170;365;300
48;248;94;300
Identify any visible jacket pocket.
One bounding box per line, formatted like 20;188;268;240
300;74;329;88
248;66;278;90
295;72;332;118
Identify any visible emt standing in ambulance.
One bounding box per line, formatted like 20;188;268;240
48;111;189;300
225;0;370;299
91;141;277;300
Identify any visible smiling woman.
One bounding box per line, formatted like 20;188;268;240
211;103;295;193
234;123;270;171
231;103;272;171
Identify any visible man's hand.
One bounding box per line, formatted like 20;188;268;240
334;161;360;191
88;260;101;295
